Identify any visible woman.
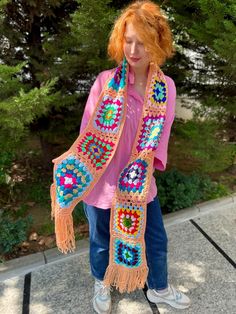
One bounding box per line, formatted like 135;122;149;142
51;1;191;313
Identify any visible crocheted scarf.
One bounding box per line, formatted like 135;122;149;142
50;58;167;293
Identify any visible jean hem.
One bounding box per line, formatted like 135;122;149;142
147;284;168;290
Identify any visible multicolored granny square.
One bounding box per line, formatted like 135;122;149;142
137;115;165;152
114;203;144;239
149;77;167;106
77;132;114;170
94;96;124;133
114;239;142;268
55;155;93;208
108;58;127;91
119;159;148;193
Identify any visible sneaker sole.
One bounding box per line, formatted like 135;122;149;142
93;298;111;314
147;290;191;310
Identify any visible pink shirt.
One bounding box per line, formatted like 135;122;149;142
80;68;176;209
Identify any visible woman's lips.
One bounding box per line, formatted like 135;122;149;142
129;57;141;62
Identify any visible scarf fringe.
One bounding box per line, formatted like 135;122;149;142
54;212;76;254
103;264;148;293
50;183;56;219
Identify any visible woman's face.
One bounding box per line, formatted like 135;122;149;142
123;22;150;72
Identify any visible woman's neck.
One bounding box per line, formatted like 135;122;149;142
130;65;149;98
130;65;149;84
131;66;149;80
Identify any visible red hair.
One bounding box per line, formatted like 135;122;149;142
108;0;175;66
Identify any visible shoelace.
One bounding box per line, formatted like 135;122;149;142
170;285;182;301
93;282;113;300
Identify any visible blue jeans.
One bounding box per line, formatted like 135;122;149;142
83;196;168;290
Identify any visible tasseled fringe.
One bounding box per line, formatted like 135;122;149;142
55;212;76;254
103;264;148;293
50;183;56;219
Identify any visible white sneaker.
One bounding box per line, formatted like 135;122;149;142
147;284;191;309
93;279;112;314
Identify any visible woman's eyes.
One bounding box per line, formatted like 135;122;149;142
125;40;143;46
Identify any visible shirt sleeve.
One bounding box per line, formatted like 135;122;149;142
79;70;112;134
153;76;176;171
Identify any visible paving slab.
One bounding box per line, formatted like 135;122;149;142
163;194;236;228
0;195;236;313
30;254;152;314
44;238;89;264
111;289;153;314
159;220;236;313
193;206;236;261
0;276;24;314
0;252;45;282
30;254;93;314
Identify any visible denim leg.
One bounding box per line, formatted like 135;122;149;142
145;196;168;290
83;202;110;281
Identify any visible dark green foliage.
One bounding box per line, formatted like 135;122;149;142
73;201;87;225
0;151;14;186
38;221;55;236
13;204;29;219
174;119;236;172
22;181;51;206
0;0;117;165
156;168;229;213
0;213;33;254
0;63;60;151
14;173;52;209
162;0;236;141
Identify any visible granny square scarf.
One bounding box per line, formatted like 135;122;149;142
50;58;168;293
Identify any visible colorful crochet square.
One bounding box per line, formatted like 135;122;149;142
119;159;148;193
93;96;124;133
77;132;114;170
114;239;142;268
108;58;127;91
137;115;165;152
114;203;144;239
55;155;93;208
149;78;167;106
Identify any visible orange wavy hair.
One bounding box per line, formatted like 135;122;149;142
108;0;175;66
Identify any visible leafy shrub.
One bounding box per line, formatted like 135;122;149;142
38;221;55;236
13;204;29;218
73;201;87;225
22;181;51;205
0;151;14;186
155;168;229;213
0;212;33;254
200;181;229;200
174;119;235;173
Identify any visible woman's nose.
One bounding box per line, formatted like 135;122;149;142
130;43;138;54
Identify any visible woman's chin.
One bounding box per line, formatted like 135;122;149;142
128;60;142;68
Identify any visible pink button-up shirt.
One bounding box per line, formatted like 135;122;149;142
79;68;176;209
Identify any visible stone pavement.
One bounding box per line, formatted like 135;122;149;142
0;194;236;314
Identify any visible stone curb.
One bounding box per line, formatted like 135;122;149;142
1;193;235;282
164;192;236;227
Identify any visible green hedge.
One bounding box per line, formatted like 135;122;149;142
155;168;229;213
0;212;33;254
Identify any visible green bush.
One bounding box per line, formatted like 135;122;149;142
21;180;51;206
155;168;229;213
0;151;14;186
38;221;55;236
73;201;87;225
174;119;235;173
0;212;33;254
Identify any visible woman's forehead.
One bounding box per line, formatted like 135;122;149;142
124;22;142;40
